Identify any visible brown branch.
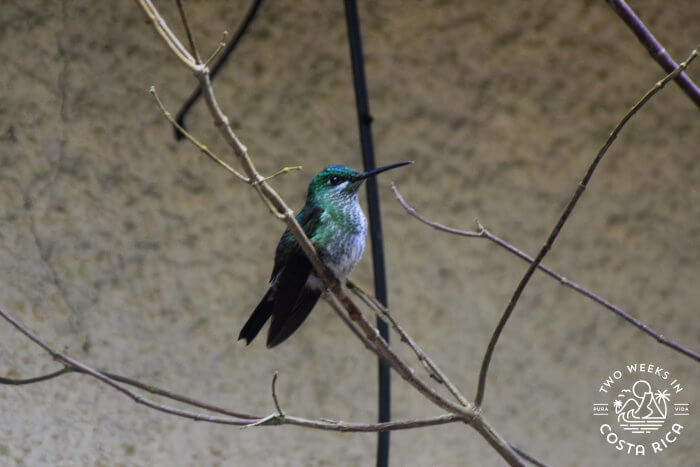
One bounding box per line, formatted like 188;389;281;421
203;29;228;68
175;0;202;64
0;367;72;385
0;307;470;432
3;3;547;465
607;0;700;107
474;45;700;407
284;413;461;432
512;446;550;467
323;292;473;417
150;86;249;182
99;369;258;419
323;292;381;356
324;291;524;465
174;0;266;140
137;0;198;70
392;185;700;362
271;371;284;416
347;280;470;407
0;306;256;425
135;0;330;285
139;0;450;415
133;2;530;464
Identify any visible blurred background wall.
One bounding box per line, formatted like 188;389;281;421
1;1;698;465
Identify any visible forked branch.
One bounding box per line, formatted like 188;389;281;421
391;185;700;362
133;1;526;464
0;307;462;432
7;3;690;467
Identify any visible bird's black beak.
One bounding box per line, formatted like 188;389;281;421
355;161;413;181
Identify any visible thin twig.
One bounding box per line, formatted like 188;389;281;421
474;45;700;407
150;86;249;182
204;30;228;67
242;373;286;429
324;292;524;466
607;0;700;107
99;369;258;419
174;0;266;140
347;280;471;408
196;67;333;283
283;413;461;432
512;446;550;467
324;291;473;418
151;85;299;185
252;166;303;184
137;0;198;71
134;3;528;464
0;307;467;432
139;0;456;422
0;367;72;385
271;371;284;417
3;364;259;419
392;185;699;362
175;0;202;64
0;307;254;425
323;293;380;356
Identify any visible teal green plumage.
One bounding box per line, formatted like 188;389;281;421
239;162;411;347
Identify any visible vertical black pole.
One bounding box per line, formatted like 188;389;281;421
343;2;391;466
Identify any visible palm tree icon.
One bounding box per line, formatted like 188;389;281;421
653;389;670;418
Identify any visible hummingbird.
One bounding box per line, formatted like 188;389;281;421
238;161;412;347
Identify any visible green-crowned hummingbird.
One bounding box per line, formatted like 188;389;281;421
239;161;412;347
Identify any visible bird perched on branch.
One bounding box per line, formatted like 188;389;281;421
239;161;412;347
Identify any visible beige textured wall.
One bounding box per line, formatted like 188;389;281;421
1;1;698;466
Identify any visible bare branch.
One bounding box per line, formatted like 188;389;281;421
144;7;471;426
0;307;255;425
253;165;303;184
285;413;461;432
174;0;266;139
204;30;228;67
196;68;334;284
512;445;550;467
391;186;481;238
323;292;380;356
347;280;470;408
392;185;699;362
175;0;202;64
133;2;530;464
607;0;700;107
0;307;467;433
323;292;524;465
475;45;700;407
136;0;199;71
0;367;72;385
99;369;258;419
149;86;249;182
271;371;284;417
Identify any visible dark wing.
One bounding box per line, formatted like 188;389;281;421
239;203;323;346
267;287;321;347
265;252;321;347
271;203;323;279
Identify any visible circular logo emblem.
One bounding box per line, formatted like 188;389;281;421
593;363;690;456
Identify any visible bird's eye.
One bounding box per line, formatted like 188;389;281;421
328;176;342;186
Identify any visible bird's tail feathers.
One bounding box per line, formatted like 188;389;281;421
238;288;274;344
266;287;321;348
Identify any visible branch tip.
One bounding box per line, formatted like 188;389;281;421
271;371;284;417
